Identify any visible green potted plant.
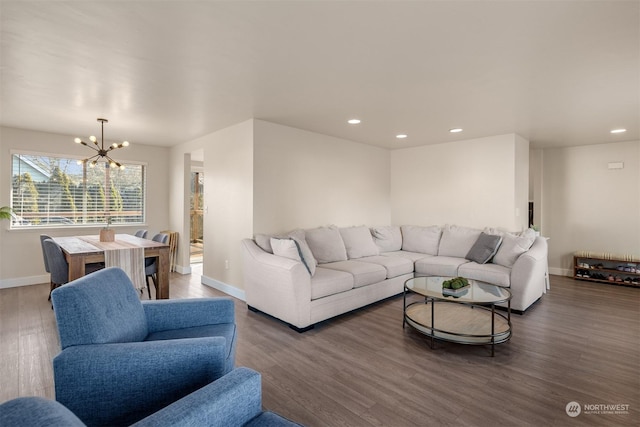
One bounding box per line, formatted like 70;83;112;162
0;206;11;221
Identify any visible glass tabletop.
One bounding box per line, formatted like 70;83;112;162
405;276;511;304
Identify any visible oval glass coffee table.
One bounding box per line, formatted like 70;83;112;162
403;276;512;356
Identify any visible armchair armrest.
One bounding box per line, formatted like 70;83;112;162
143;297;235;333
132;367;263;427
54;338;227;426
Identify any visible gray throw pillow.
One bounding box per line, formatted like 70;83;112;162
466;233;503;264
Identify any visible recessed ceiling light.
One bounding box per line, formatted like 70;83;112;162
396;134;407;139
449;128;463;133
610;128;626;134
348;119;361;124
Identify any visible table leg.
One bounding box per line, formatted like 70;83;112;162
491;304;495;357
430;298;435;349
67;256;86;282
155;247;170;299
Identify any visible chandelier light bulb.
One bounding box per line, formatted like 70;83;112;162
122;141;129;147
89;135;97;143
76;160;83;165
89;162;96;168
112;143;119;148
74;137;82;144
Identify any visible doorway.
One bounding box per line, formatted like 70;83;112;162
190;171;204;264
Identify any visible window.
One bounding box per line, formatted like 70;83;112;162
11;152;145;228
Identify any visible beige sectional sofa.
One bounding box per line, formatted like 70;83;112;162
241;224;548;331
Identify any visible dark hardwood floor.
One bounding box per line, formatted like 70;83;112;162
1;268;638;426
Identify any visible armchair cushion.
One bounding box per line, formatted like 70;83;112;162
52;267;148;348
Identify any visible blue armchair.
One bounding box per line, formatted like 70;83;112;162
0;368;303;427
51;267;237;426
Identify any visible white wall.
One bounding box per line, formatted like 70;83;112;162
0;126;170;287
253;120;390;234
542;140;640;275
390;134;528;231
196;120;255;295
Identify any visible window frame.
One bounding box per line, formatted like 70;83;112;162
9;149;147;230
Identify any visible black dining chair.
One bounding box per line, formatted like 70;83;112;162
145;233;169;299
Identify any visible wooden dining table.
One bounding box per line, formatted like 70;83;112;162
52;234;171;299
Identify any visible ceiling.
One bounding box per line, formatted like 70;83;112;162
1;1;638;150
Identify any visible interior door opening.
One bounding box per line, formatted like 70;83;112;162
190;171;203;264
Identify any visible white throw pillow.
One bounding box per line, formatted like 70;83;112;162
490;228;536;268
371;226;402;252
401;225;442;255
288;229;317;275
270;237;315;275
304;225;348;264
339;226;379;259
438;225;483;258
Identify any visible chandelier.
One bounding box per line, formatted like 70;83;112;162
74;118;129;169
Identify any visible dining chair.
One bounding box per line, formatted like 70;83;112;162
39;234;54;300
42;239;104;295
135;229;148;238
145;233;169;298
42;239;71;294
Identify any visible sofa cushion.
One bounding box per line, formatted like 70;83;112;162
380;250;432;263
305;225;348;264
401;225;441;255
438;225;482;258
488;228;536;268
320;260;387;288
310;267;354;300
466;232;503;264
458;262;511;287
357;255;414;279
415;256;470;277
371;226;402;252
339;226;379;259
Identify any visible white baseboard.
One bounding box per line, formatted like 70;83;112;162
549;267;572;277
174;264;191;275
0;274;49;289
201;275;246;301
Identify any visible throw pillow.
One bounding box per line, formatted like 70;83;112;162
288;229;317;275
371;226;402;252
304;225;348;264
339;226;379;259
270;237;313;275
254;234;274;253
491;228;536;268
466;232;503;264
401;225;442;255
438;224;483;258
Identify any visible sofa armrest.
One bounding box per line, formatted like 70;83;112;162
509;236;548;311
143;298;235;333
54;338;227;426
241;239;312;328
131;367;263;427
